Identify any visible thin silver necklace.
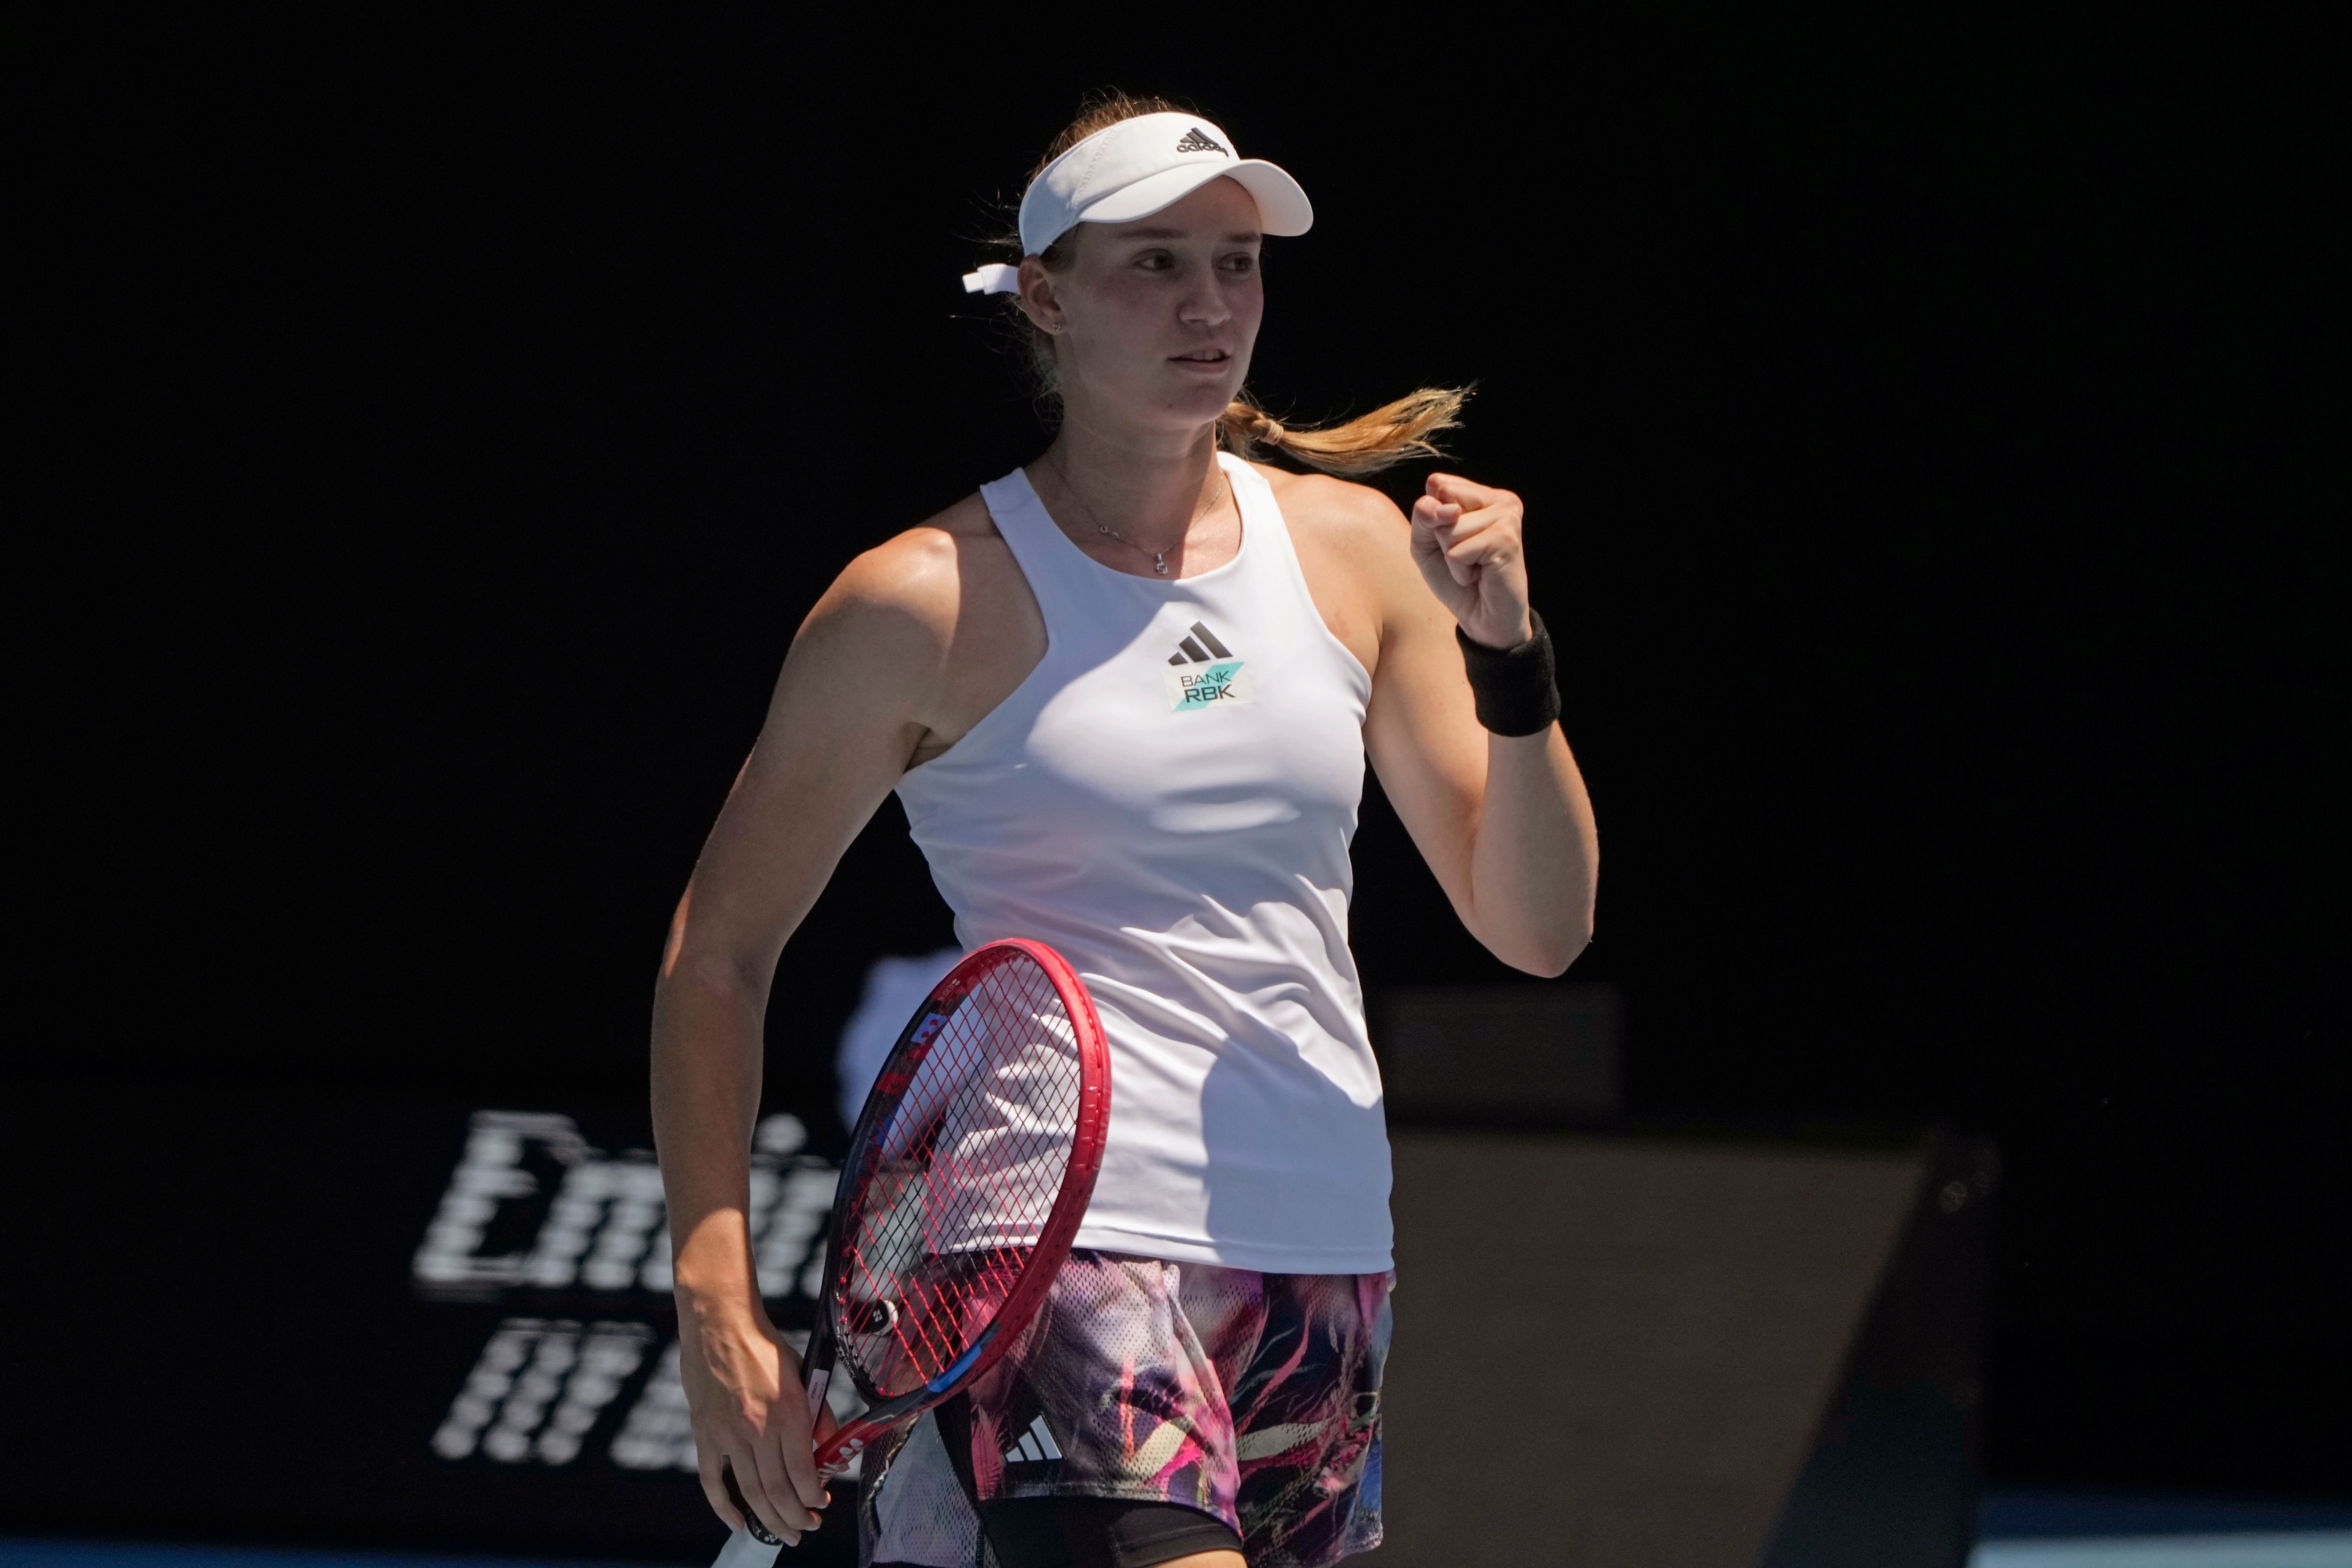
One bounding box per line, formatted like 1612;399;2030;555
1050;455;1230;577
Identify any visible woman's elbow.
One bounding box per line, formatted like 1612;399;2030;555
1526;931;1591;979
1490;916;1593;978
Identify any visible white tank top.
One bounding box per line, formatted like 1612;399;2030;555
894;453;1392;1274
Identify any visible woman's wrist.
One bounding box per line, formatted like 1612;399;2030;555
674;1279;766;1334
1456;609;1562;737
671;1220;769;1330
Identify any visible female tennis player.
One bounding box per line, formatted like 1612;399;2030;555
651;93;1598;1568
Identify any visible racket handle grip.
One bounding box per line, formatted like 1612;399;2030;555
712;1525;784;1568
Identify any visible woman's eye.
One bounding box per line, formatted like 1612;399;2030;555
1137;252;1174;271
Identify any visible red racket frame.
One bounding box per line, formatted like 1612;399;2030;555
802;938;1109;1478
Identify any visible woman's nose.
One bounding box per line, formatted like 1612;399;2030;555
1178;277;1235;327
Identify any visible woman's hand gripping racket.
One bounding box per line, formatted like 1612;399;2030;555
713;939;1109;1565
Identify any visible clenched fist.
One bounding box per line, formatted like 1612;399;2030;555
1409;473;1536;651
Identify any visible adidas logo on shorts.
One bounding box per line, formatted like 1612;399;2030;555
1001;1413;1064;1465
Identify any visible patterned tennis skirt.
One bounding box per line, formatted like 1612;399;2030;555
860;1250;1394;1567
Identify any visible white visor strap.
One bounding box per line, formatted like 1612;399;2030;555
962;263;1022;296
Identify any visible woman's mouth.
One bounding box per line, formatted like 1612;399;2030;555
1171;349;1232;372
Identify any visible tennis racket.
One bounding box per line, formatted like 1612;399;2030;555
714;938;1110;1564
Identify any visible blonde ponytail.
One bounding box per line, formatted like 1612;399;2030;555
1215;387;1468;477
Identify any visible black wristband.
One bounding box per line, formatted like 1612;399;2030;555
1456;610;1561;737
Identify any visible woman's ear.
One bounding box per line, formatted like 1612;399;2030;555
1016;256;1066;335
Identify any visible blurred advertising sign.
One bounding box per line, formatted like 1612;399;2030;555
409;1110;862;1478
1;1086;863;1560
411;1110;832;1300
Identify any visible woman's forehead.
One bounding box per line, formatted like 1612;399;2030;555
1097;177;1264;243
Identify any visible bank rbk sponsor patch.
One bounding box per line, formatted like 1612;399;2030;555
1165;658;1255;711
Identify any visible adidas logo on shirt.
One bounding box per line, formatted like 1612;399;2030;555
1162;621;1256;712
1167;621;1235;667
1001;1413;1064;1465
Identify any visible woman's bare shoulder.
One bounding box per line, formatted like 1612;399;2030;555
794;489;1040;757
812;492;1005;634
1249;463;1421;671
1253;463;1411;547
800;490;1041;738
1252;462;1420;602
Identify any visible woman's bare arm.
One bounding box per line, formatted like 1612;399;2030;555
650;526;964;1544
1292;472;1597;977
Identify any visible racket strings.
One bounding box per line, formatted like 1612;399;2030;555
832;953;1085;1401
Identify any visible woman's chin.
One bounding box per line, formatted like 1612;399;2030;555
1155;376;1245;423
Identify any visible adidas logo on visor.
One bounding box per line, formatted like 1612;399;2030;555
1002;1414;1064;1465
1167;621;1235;666
1174;127;1229;156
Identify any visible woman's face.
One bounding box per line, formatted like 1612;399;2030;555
1025;175;1265;436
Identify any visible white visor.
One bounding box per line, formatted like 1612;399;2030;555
962;112;1312;294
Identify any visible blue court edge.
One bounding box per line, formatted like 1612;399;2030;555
1972;1536;2352;1567
1972;1490;2352;1568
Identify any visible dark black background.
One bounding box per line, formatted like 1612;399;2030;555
23;6;2343;1527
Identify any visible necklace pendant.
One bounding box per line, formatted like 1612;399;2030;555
1154;554;1169;575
